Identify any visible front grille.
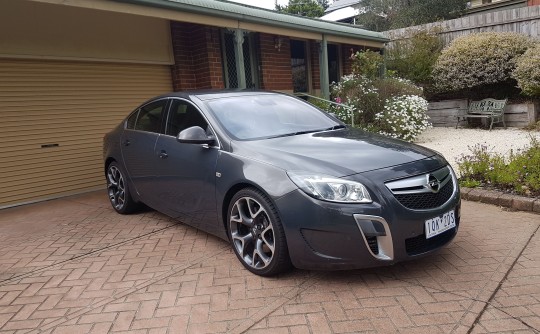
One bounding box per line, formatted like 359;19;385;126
366;236;379;255
394;180;454;210
405;228;456;255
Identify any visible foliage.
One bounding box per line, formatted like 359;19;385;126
375;95;431;141
350;50;384;79
386;29;443;87
331;51;430;141
432;32;534;93
513;43;540;97
457;137;540;197
356;0;468;31
524;121;540;131
275;0;325;17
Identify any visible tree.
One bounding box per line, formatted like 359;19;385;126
356;0;468;31
276;0;326;18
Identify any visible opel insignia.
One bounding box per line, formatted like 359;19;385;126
103;91;461;276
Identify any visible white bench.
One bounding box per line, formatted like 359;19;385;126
456;98;507;130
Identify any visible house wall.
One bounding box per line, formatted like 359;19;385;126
170;22;224;91
258;34;294;91
0;0;173;64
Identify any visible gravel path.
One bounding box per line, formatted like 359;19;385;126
415;127;540;174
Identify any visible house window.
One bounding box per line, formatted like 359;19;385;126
221;30;259;89
328;44;341;85
290;40;309;93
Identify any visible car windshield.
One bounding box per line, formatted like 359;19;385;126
205;94;342;140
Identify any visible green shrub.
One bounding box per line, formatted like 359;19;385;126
386;29;443;86
457;137;540;197
513;43;540;97
350;50;384;79
432;32;534;92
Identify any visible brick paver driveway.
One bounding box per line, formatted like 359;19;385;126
0;191;539;333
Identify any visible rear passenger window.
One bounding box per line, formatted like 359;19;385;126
133;100;167;133
126;111;138;129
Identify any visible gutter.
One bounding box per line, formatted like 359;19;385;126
112;0;389;43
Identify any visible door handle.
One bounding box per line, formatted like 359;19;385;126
123;139;131;146
158;150;168;159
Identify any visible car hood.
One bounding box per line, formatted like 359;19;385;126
231;128;440;177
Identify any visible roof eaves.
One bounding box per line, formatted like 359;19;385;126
112;0;388;43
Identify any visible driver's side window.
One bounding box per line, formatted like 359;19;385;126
166;100;208;136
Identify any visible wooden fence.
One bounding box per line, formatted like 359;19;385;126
384;5;540;47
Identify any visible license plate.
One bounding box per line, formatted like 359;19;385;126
425;210;456;239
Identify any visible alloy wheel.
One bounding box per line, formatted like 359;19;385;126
107;165;126;211
229;196;275;269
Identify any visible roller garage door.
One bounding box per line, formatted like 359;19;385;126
0;59;172;208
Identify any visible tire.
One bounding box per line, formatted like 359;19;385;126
227;188;292;276
106;161;139;214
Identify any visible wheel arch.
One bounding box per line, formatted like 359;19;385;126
220;182;278;240
104;157;116;175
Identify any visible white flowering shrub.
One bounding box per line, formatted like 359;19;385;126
513;43;540;97
432;32;534;92
330;50;430;141
375;95;431;141
331;75;428;140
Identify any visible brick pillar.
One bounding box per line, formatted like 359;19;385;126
170;22;224;91
258;33;293;91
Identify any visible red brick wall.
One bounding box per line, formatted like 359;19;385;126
529;0;540;5
170;22;224;91
258;33;293;91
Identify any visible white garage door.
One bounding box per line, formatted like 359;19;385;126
0;59;172;208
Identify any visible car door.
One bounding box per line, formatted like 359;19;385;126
120;98;169;208
153;99;220;235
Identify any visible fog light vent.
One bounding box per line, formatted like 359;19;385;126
366;236;379;255
353;214;393;261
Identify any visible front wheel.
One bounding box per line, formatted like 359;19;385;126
227;188;292;276
106;161;139;214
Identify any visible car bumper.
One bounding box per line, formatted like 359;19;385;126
275;185;461;271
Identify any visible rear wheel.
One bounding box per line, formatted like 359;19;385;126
106;161;139;214
227;188;292;276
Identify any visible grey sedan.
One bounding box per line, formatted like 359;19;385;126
103;91;460;276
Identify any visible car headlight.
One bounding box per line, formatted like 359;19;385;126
287;172;372;203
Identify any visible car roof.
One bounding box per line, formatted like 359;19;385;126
154;90;282;102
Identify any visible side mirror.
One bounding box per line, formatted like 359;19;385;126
177;126;215;145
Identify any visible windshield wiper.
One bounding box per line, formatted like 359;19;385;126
266;125;346;139
267;129;320;139
322;124;346;131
